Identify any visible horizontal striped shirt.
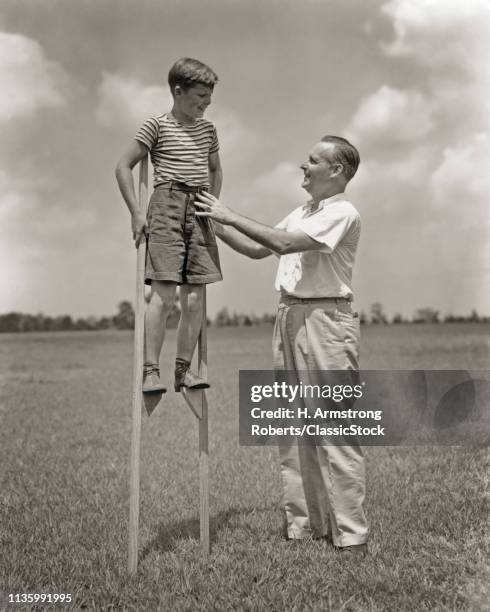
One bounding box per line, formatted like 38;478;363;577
135;114;219;187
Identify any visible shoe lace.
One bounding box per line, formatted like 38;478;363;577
143;364;160;375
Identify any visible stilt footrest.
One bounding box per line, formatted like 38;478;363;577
182;388;204;420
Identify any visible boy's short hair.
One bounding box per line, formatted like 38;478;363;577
321;135;360;181
168;58;218;94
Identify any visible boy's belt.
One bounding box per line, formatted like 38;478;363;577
156;181;209;194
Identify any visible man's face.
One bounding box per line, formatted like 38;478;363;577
175;83;213;119
300;142;339;194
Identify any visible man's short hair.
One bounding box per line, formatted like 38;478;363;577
321;135;360;181
168;58;218;94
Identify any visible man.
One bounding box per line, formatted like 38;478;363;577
195;135;368;556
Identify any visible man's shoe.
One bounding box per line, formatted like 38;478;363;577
337;543;368;558
174;359;210;392
142;365;167;394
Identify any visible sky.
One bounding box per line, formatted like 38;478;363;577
1;0;489;319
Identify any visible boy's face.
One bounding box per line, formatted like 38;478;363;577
174;83;213;120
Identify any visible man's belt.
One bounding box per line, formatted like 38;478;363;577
279;295;352;305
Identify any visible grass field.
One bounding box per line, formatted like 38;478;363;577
0;324;489;611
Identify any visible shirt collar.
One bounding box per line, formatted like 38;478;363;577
302;192;346;212
166;112;202;126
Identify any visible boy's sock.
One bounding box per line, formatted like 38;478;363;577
175;357;191;369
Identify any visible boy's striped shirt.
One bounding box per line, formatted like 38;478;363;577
135;114;219;187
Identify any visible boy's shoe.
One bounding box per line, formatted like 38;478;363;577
174;358;210;392
142;365;167;394
337;543;368;558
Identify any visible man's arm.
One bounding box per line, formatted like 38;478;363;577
214;223;272;259
208;151;223;198
195;192;321;255
115;140;150;246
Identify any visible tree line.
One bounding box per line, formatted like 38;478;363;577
214;303;488;326
0;300;487;333
361;302;487;325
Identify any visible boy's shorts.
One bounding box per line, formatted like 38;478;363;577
145;182;223;285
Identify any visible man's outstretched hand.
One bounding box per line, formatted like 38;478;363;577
132;211;147;248
195;192;236;225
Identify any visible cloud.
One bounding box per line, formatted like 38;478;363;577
429;133;490;209
252;162;305;205
0;182;45;311
0;32;67;122
427;132;490;307
95;73;173;129
348;147;431;207
0;176;111;315
346;85;436;148
346;1;490;206
227;161;306;224
348;132;489;222
348;130;490;317
0;174;97;255
378;0;490;125
207;106;260;171
381;0;490;71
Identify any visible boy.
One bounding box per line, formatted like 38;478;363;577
115;58;222;394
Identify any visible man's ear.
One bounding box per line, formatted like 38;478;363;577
331;163;344;178
174;85;182;97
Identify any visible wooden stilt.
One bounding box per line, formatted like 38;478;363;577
182;292;210;555
198;293;210;556
128;155;148;574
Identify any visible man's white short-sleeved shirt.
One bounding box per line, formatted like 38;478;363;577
274;193;361;299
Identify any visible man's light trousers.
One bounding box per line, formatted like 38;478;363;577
272;297;368;546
